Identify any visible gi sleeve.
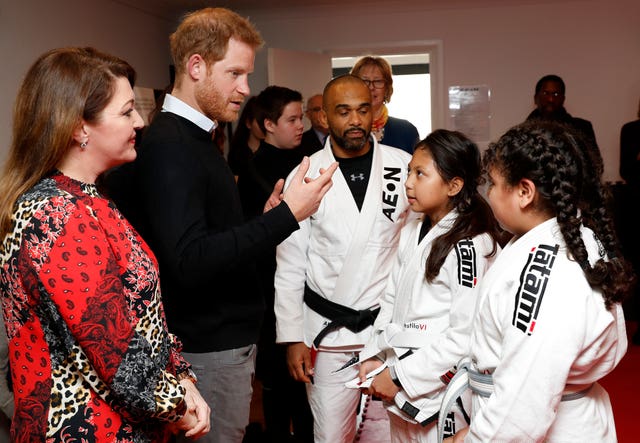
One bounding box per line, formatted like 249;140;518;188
274;166;312;344
360;221;414;359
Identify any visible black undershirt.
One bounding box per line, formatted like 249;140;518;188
333;143;374;211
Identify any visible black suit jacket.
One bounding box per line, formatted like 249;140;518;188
299;128;324;156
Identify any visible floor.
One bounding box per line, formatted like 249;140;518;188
247;380;391;443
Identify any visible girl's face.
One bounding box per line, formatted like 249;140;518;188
486;166;521;234
405;149;457;224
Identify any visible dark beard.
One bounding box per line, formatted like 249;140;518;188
330;127;369;152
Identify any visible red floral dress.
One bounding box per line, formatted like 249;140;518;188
0;172;190;442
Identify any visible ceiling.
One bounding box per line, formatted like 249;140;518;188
113;0;524;22
113;0;381;21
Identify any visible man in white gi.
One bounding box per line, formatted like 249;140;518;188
274;74;412;443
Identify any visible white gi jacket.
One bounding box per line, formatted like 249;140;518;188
275;137;411;349
467;218;627;442
360;211;498;424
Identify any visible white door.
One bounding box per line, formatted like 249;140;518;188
268;44;443;133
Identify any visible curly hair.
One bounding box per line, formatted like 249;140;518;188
483;121;634;308
415;130;502;282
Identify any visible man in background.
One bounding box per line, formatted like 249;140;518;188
239;85;314;442
299;93;328;156
525;74;603;174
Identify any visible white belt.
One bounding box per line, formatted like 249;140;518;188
437;359;593;443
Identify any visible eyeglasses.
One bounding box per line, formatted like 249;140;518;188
539;91;563;98
361;79;386;89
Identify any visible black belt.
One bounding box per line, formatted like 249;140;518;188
303;284;380;364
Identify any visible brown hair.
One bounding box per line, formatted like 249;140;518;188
0;47;136;239
170;7;263;86
350;56;394;103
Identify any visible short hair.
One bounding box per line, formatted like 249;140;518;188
534;74;565;95
350;55;394;103
306;93;323;111
255;86;303;133
0;47;136;238
322;74;369;110
170;7;263;83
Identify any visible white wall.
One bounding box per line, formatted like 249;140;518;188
2;0;639;181
238;0;640;181
0;0;175;160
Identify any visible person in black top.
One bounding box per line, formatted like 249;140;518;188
525;74;603;175
228;96;264;182
620;98;640;344
299;93;328;157
239;85;314;443
114;8;338;443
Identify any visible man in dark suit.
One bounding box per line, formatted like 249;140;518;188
299;93;328;156
526;74;603;174
620;99;640;344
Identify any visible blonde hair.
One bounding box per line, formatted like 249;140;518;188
0;47;135;239
350;55;394;103
170;7;263;85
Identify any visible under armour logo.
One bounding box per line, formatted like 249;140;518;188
350;173;365;182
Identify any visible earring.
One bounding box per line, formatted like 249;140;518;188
80;141;88;149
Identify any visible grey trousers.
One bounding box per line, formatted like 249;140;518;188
177;344;256;443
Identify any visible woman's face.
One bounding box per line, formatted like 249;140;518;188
85;76;143;171
357;64;387;112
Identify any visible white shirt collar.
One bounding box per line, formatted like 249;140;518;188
162;93;217;133
313;128;327;143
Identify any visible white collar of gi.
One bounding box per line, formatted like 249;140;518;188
162;93;217;133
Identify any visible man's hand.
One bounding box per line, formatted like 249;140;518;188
286;342;314;383
282;157;339;221
263;179;285;213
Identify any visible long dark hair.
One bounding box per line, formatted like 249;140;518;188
484;120;634;308
416;129;502;282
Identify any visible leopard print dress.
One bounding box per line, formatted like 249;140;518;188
0;172;190;442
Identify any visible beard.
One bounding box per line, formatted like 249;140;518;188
194;77;240;123
330;127;370;152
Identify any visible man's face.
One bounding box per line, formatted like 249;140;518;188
322;81;373;156
534;80;565;118
305;95;327;133
266;101;305;149
194;38;255;122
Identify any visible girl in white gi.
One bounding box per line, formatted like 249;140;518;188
448;121;632;442
357;129;503;442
